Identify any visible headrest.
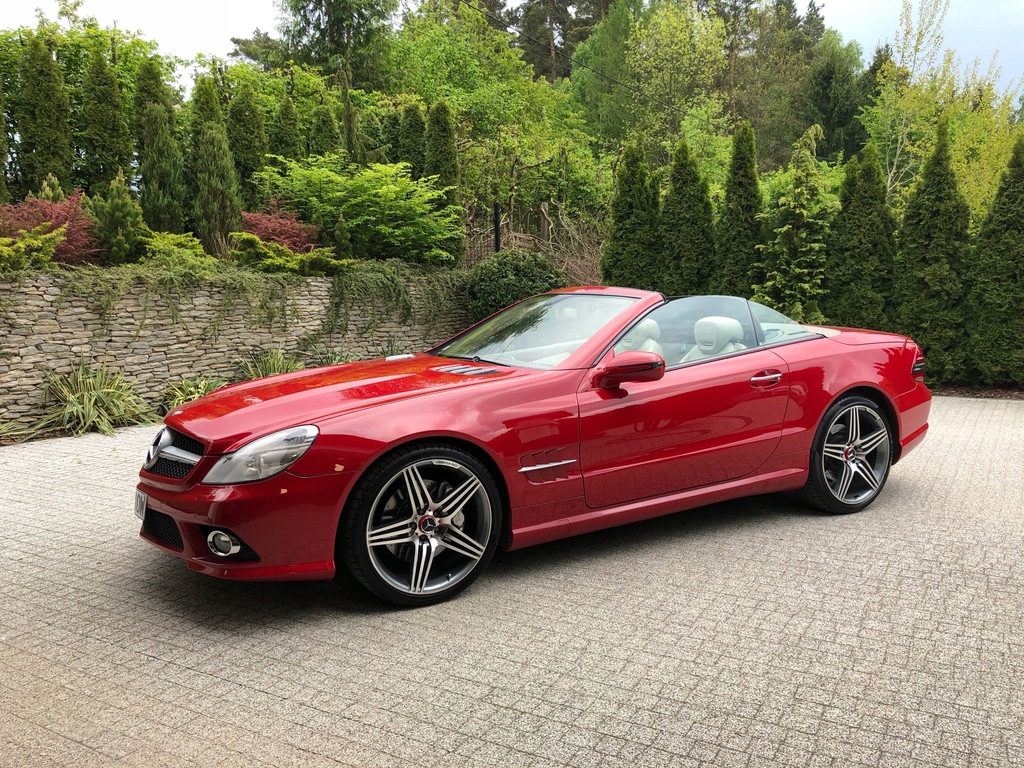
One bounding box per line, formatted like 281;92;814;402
693;316;742;355
621;318;660;349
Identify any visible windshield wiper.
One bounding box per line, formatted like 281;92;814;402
439;354;509;367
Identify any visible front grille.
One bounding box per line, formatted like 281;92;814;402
143;508;184;550
150;457;193;479
169;429;205;455
146;427;204;480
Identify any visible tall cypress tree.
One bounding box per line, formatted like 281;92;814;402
337;69;362;163
309;103;340;155
821;143;896;330
715;122;763;297
894;120;970;382
380;109;401;163
660;137;715;295
424;100;459;208
269;94;304;159
0;81;9;203
139;103;185;233
227;81;268;208
601;142;660;290
133;56;175;150
752;125;832;323
398;102;426;179
193;123;242;257
81;46;133;194
185;76;226;225
966;136;1024;385
16;33;73;193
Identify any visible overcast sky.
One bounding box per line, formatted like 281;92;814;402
4;0;1022;92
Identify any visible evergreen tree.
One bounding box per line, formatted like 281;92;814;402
380;109;402;163
894;120;971;382
16;33;73;193
335;212;352;259
0;82;9;204
185;75;226;215
821;143;896;329
715;121;763;297
661;137;715;295
424;100;459;208
81;46;133;194
802;0;825;44
36;173;67;202
309;103;341;156
601;142;660;290
337;69;362;163
569;0;635;144
269;95;304;159
399;102;427;179
966;136;1024;385
90;169;148;265
802;31;863;161
514;0;573;81
752;125;834;323
133;56;175;148
227;81;269;208
139;103;185;233
193;123;242;257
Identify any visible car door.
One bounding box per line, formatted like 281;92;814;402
577;303;790;509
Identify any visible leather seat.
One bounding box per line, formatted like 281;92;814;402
616;318;664;358
680;316;745;362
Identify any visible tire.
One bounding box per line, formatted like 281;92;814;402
799;395;893;515
339;443;502;606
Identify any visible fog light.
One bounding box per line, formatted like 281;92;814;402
207;530;241;557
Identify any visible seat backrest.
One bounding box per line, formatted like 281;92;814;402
616;317;664;358
680;316;744;361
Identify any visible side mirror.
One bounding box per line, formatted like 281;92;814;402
593;350;666;389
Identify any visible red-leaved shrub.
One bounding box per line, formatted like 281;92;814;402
241;207;320;254
0;192;100;265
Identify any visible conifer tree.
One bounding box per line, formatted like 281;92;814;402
227;81;269;208
16;33;73;193
309;103;340;155
381;109;401;163
133;57;175;150
81;46;133;194
661;137;715;295
966;135;1024;385
601;142;660;290
139;103;185;233
185;76;227;225
269;95;304;159
425;100;459;208
0;82;8;203
752;125;833;323
193;123;242;257
821;143;896;330
715;122;763;297
335;212;352;259
399;102;426;179
894;120;970;382
90;169;148;265
337;69;362;163
36;173;66;202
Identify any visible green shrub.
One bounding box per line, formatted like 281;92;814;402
230;232;356;276
34;362;155;436
0;224;65;272
467;249;568;321
305;345;354;367
163;375;227;410
140;232;220;280
236;348;305;381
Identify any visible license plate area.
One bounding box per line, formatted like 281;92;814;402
134;490;147;521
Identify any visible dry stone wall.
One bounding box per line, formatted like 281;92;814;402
0;273;470;428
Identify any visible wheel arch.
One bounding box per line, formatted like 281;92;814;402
833;385;902;462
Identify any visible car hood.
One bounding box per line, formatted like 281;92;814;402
165;354;524;454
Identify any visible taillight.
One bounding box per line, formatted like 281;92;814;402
909;342;926;379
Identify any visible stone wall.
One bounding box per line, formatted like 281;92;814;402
0;273;470;428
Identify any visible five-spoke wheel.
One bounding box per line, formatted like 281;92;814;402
340;444;502;606
800;395;893;514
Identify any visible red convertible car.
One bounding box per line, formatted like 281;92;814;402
136;288;931;605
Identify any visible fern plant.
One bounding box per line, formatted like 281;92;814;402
34;362;155;436
236;348;305;381
163;375;227;410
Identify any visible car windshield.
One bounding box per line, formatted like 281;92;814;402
433;293;638;370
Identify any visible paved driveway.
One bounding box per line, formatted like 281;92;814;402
1;396;1022;767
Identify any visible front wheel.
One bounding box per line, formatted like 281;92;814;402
339;443;502;606
799;395;893;515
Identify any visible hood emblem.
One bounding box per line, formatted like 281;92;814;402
145;428;173;470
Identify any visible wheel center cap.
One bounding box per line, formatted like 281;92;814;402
418;515;438;535
844;445;857;461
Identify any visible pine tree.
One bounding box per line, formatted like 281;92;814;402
715;121;763;297
16;33;73;193
601;142;661;290
36;173;66;202
335;212;352;258
399;102;426;179
139;103;185;233
227;81;269;208
81;46;133;194
133;56;175;150
424;100;459;208
269;94;304;159
894;120;970;382
90;169;148;265
309;103;340;155
821;143;896;330
0;81;8;203
661;137;715;295
966;136;1024;385
752;125;834;323
193;123;243;257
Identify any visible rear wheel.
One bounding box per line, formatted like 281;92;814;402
800;395;893;515
339;443;502;606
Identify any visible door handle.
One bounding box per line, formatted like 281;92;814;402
750;370;783;387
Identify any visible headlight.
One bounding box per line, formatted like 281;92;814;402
202;425;319;485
